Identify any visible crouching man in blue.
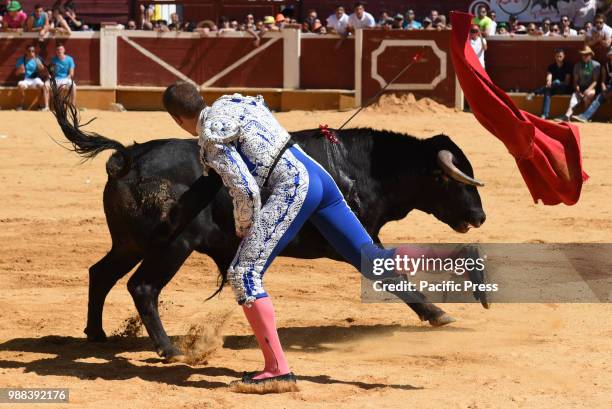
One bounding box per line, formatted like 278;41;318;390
162;82;462;392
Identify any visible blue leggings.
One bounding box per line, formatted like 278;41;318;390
228;145;395;304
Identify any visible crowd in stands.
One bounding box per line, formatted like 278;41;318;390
127;2;611;40
2;1;610;40
0;0;88;38
4;1;611;120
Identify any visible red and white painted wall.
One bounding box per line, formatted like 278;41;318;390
0;29;593;109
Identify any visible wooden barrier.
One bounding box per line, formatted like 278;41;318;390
359;29;457;107
116;31;284;88
300;34;354;90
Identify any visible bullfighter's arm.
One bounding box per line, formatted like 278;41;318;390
202;142;261;238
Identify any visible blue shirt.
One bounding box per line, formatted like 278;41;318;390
15;56;41;79
52;55;75;79
403;20;422;29
31;12;47;28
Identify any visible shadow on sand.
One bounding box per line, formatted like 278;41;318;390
0;323;468;390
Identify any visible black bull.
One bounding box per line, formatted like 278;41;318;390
52;96;486;360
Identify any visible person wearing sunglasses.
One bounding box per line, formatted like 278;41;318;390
526;23;540;36
560;15;577;36
469;24;487;68
550;23;561;36
586;13;611;49
15;44;48;111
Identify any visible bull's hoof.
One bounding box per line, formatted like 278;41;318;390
428;313;457;327
84;328;108;343
159;346;186;363
165;354;187;364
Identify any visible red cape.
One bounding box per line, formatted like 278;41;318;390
450;12;588;205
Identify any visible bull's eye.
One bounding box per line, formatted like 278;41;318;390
432;169;448;183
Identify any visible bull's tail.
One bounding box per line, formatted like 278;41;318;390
50;77;132;178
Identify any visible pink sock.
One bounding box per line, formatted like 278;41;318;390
242;297;290;380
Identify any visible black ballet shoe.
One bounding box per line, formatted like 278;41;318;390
229;372;298;394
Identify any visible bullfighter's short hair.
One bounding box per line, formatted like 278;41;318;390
163;81;205;119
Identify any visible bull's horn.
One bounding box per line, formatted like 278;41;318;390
437;150;485;187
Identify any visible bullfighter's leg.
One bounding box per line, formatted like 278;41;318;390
127;239;193;359
85;246;141;342
228;149;321;384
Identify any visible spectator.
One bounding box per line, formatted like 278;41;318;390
560;15;577;36
573;48;612;122
326;5;349;35
526;48;573;119
586;13;612;48
433;15;447;30
392;13;403;29
126;19;136;30
262;15;277;32
48;43;76;105
64;5;83;31
515;24;528;34
584;21;593;33
550;23;561;36
541;18;552;35
488;9;497;34
168;12;181;31
469;24;487;68
15;44;47;111
3;1;26;32
304;9;317;31
348;2;375;32
27;4;49;39
153;19;169;32
473;5;494;36
218;17;233;33
194;19;217;34
496;23;509;35
557;46;600;121
275;13;285;30
422;17;433;30
50;7;70;34
527;23;539;36
381;18;393;30
508;15;519;33
245;13;254;28
312;19;326;34
429;9;438;22
377;10;389;26
403;9;421;29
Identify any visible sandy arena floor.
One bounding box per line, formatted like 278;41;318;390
0;105;610;408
